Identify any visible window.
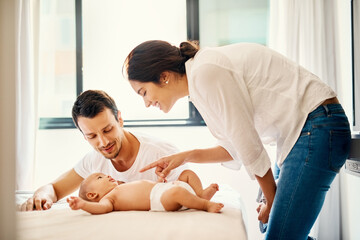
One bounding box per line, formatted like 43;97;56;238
38;0;269;129
38;0;77;119
39;0;204;129
199;0;268;46
82;0;192;124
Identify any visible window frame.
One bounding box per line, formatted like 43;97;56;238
39;0;205;129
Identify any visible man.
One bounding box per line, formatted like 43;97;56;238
20;90;186;211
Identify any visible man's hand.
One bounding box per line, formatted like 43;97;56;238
67;196;85;210
19;194;54;211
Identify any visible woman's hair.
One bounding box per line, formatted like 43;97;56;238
72;90;119;130
123;40;199;84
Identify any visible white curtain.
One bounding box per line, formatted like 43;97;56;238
269;0;340;239
269;0;338;90
16;0;37;190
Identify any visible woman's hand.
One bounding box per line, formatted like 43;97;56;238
140;146;233;182
140;151;190;182
256;202;271;223
255;169;276;224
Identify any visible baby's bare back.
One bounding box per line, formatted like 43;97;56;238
108;180;156;211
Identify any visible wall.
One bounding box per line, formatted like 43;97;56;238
0;0;16;239
336;0;360;240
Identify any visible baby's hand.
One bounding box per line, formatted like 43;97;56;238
67;196;85;210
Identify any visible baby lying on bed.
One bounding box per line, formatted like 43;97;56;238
67;170;224;214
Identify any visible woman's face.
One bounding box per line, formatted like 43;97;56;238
129;76;178;113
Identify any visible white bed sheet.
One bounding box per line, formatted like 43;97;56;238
16;184;247;240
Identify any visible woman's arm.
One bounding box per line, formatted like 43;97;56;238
188;146;233;163
67;196;114;214
255;168;276;223
140;146;233;181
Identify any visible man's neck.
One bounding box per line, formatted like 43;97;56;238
110;131;140;172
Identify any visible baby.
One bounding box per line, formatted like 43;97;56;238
67;170;224;214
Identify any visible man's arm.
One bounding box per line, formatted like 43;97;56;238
20;169;83;211
67;196;114;214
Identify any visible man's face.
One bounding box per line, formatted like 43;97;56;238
77;108;124;159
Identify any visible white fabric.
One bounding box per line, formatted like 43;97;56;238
268;0;338;91
74;132;188;182
15;0;37;190
186;43;336;179
16;184;247;240
150;181;196;211
268;1;341;239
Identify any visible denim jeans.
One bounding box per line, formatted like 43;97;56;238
265;104;351;240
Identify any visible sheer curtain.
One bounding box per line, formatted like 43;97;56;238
268;0;340;239
15;0;37;190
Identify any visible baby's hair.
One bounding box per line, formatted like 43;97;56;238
78;180;90;201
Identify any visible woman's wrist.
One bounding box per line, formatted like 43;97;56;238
183;149;199;164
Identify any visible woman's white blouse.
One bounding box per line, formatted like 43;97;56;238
186;43;336;179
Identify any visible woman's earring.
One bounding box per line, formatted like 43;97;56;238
165;80;169;84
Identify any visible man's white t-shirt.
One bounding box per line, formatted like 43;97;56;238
74;132;187;182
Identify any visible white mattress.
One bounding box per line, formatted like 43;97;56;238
16;184;248;240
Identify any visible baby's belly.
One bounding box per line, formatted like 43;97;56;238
113;180;156;211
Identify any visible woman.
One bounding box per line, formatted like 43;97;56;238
123;40;351;239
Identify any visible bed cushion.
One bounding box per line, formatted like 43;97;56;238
16;184;248;240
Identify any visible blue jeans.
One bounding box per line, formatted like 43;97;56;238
265;104;351;240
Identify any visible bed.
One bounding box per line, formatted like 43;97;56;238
16;184;247;240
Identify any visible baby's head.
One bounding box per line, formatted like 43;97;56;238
79;173;118;202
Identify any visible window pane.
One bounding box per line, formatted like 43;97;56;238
38;0;77;118
199;0;269;46
82;0;189;121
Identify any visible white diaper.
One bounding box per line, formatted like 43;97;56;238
150;181;196;211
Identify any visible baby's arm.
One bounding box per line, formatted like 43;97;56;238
67;196;114;214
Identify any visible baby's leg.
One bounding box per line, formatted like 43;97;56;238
177;170;219;200
161;186;224;213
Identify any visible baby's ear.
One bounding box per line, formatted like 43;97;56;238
86;192;99;201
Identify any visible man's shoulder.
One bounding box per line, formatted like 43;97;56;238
132;131;179;154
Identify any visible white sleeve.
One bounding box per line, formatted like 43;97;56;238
73;151;96;179
167;164;189;181
193;64;271;179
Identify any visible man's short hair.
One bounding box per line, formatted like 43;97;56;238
72;90;119;130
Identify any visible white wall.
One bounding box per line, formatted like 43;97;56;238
335;1;360;240
0;0;16;239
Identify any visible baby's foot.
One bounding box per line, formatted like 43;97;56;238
206;201;224;213
201;184;219;200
